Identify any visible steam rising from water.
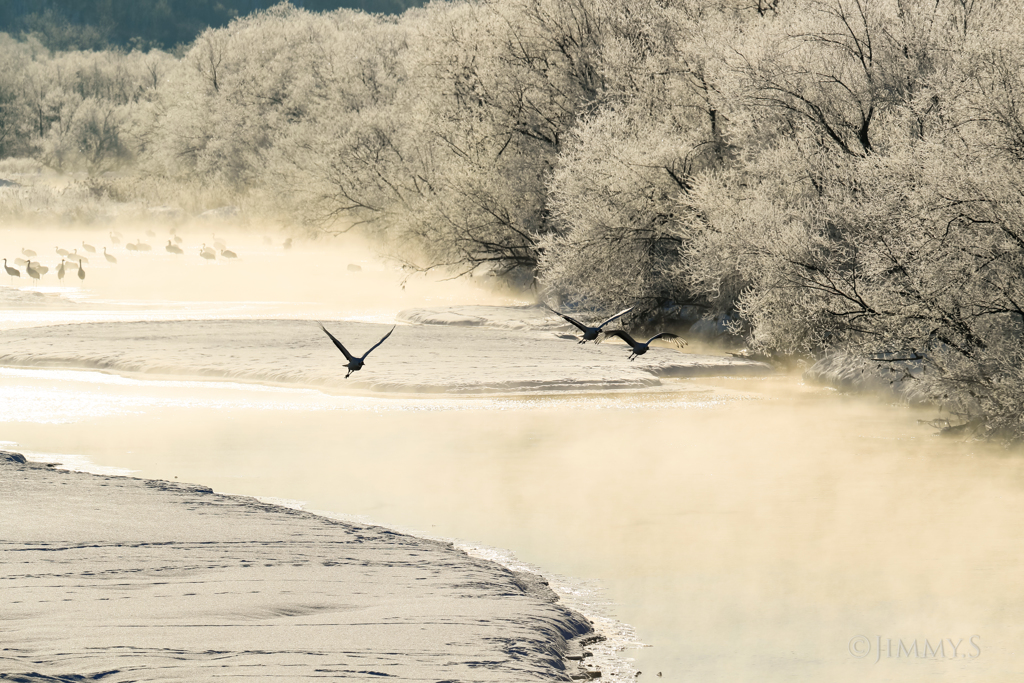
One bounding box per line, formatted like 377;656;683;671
3;370;1021;682
0;224;524;329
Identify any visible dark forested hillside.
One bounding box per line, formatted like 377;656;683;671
0;0;423;50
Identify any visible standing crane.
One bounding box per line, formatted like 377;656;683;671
4;258;21;283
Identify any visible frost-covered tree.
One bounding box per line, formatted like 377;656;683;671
538;0;744;319
140;3;405;214
263;8;412;226
0;42;172;172
678;0;1024;436
360;0;612;277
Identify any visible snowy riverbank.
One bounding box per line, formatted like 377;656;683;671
0;451;600;681
804;352;931;404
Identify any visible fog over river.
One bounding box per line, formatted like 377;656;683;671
1;227;1020;682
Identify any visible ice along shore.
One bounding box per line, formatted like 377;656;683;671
0;451;601;681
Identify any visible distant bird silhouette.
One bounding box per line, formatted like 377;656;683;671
125;241;138;252
32;262;48;275
109;232;121;245
57;259;65;283
283;237;293;250
200;246;216;261
317;322;395;378
77;260;85;284
165;240;183;254
55;246;69;257
82;241;96;253
21;248;36;257
14;257;26;266
602;329;686;360
220;248;237;259
4;258;21;282
69;249;88;263
134;240;151;252
173;234;183;244
544;303;636;343
25;260;39;283
103;247;117;263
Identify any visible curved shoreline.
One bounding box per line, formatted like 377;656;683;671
0;451;604;681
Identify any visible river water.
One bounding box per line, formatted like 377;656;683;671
1;227;1021;682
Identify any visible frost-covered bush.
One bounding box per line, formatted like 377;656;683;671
539;109;692;318
0;181;108;223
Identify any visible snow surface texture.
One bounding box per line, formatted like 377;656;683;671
0;317;771;394
0;285;80;308
0;456;593;681
398;304;566;330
